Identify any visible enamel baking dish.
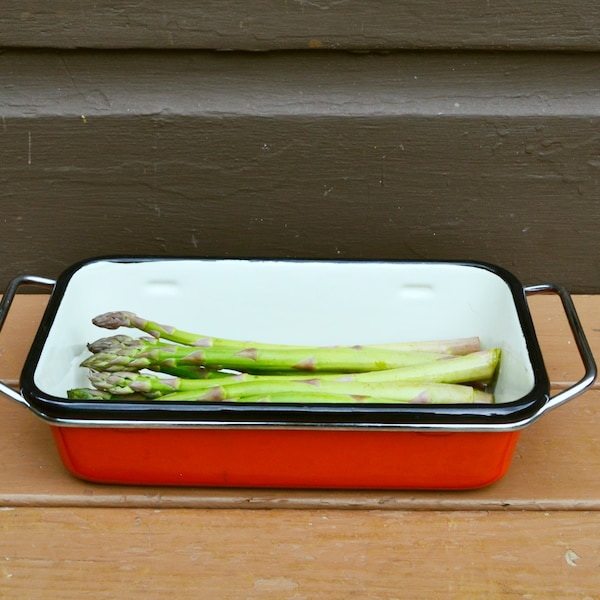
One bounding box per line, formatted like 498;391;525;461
0;257;596;489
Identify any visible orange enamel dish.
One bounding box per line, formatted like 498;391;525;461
0;258;595;489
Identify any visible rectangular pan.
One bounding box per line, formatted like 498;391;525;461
0;257;595;489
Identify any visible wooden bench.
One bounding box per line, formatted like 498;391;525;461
0;293;598;598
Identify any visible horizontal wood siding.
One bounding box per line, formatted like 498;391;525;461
1;50;599;292
2;0;600;51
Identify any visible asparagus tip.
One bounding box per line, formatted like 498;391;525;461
92;310;137;330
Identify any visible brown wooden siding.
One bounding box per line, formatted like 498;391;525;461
2;1;600;51
1;3;599;292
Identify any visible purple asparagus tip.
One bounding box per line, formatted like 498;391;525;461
92;311;137;330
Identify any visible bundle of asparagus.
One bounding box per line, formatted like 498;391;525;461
68;310;501;405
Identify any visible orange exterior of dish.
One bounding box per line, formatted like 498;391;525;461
51;426;521;489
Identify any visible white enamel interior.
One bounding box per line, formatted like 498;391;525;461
34;260;536;403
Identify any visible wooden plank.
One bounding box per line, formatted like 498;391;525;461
3;0;600;50
1;391;599;510
0;294;597;509
527;294;600;388
2;51;600;293
1;506;599;598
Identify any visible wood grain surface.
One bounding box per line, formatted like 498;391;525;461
1;507;599;599
3;0;600;50
0;293;597;509
2;51;600;293
0;294;598;597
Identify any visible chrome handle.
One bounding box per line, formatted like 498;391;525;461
524;283;597;417
0;275;55;406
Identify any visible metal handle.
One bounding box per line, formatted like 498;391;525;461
525;283;597;418
0;275;56;406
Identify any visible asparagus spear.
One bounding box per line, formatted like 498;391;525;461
67;388;149;401
87;334;143;353
366;337;480;355
92;310;480;355
68;385;492;404
217;389;494;404
82;341;447;374
156;385;493;404
68;388;117;400
339;348;500;384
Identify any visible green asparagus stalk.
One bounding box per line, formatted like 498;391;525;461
68;385;492;404
157;385;493;404
91;310;480;355
148;363;231;380
339;348;500;384
194;379;491;403
220;389;494;404
82;341;447;374
87;334;143;353
68;388;116;400
366;337;480;355
67;388;149;401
